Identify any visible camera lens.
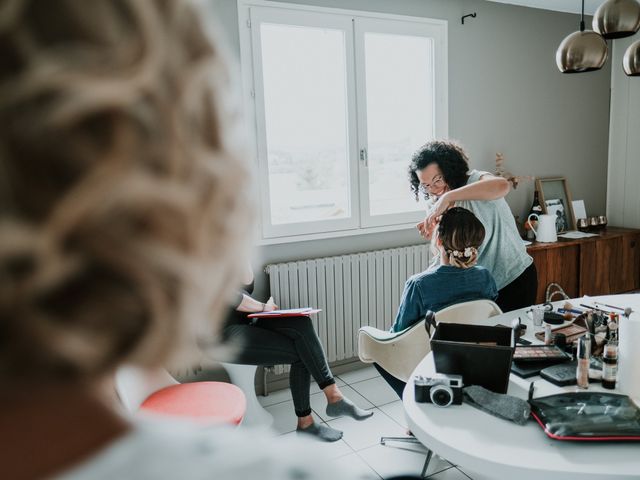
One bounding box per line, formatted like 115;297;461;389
430;385;453;407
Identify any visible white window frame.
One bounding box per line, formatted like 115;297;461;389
238;0;448;244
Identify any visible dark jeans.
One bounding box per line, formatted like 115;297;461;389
374;363;406;400
223;315;335;417
496;262;538;313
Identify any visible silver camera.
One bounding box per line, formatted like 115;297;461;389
414;373;463;407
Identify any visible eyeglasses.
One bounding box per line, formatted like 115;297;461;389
418;174;445;197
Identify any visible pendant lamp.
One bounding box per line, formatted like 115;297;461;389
593;0;640;39
556;0;608;73
623;39;640;75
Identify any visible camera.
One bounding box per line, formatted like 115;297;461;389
414;373;463;407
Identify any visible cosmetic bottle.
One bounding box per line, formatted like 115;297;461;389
544;323;552;345
576;335;590;389
601;342;618;390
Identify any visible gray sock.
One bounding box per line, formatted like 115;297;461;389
297;423;343;442
326;398;374;420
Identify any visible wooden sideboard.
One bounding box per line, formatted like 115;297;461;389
526;227;640;304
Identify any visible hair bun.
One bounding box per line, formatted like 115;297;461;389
450;246;477;258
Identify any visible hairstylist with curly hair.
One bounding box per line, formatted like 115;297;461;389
408;140;537;313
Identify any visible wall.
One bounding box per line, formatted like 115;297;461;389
608;33;640;229
205;0;611;299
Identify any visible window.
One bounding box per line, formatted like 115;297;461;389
239;2;448;240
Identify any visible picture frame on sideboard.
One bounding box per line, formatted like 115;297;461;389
535;177;576;233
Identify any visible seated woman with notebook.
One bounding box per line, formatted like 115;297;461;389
376;207;499;397
223;266;373;442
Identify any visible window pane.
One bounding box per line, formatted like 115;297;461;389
260;23;350;225
364;33;435;216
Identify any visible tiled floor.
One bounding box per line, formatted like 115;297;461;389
254;365;477;480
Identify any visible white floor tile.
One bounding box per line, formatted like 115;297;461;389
358;443;452;479
427;467;471;480
349;375;399;407
337;365;380;385
326;406;405;451
378;400;408;429
456;466;490;480
260;377;346;404
264;399;321;434
258;387;292;407
280;430;354;459
332;452;381;480
310;384;374;422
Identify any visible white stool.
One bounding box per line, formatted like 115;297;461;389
221;363;273;427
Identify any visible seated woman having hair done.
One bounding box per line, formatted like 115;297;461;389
376;207;498;397
223;263;373;443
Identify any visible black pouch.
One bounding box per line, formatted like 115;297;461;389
543;311;566;325
529;392;640;441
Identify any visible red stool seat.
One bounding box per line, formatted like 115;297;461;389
140;381;246;425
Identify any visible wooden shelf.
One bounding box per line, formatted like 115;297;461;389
526;227;640;303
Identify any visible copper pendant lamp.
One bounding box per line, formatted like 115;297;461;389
556;0;608;73
623;39;640;75
593;0;640;39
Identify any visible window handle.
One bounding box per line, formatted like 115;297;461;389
359;148;368;167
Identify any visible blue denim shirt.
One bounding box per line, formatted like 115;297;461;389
390;265;498;333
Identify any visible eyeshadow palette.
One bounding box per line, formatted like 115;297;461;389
513;345;572;364
534;323;588;344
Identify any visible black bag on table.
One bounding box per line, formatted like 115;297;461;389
529;392;640;441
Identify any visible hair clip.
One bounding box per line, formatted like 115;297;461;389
450;246;477;258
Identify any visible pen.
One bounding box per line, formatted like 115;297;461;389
580;303;619;315
596;302;624;312
558;308;584;315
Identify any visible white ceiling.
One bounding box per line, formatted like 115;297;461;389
484;0;602;15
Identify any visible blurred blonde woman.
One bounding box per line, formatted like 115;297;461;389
0;1;352;479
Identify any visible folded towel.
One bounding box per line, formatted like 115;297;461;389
463;385;530;425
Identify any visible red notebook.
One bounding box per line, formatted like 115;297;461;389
247;308;321;319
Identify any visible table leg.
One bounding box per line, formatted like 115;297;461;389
421;448;433;478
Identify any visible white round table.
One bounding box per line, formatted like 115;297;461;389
403;294;640;480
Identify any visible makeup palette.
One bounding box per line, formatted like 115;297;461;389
513;345;572;364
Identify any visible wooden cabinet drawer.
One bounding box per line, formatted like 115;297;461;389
529;246;579;303
527;227;640;303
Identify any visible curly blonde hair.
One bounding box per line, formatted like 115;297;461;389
0;0;253;381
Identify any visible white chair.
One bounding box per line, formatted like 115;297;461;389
115;366;178;413
359;299;503;384
220;363;274;427
358;299;503;478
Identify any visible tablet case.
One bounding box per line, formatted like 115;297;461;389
431;323;513;394
511;360;556;379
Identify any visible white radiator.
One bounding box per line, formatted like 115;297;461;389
265;244;432;374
